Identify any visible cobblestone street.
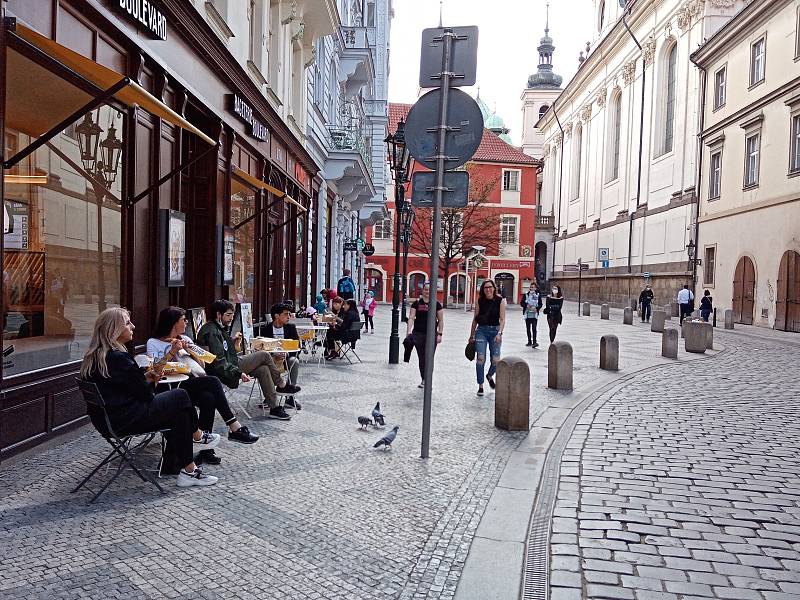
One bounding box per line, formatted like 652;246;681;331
0;304;798;599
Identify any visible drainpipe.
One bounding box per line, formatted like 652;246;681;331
551;100;565;278
621;7;646;275
689;53;708;294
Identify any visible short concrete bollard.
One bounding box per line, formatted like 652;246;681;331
599;335;619;371
495;357;530;431
705;322;714;350
601;304;610;320
662;328;678;359
548;341;573;390
623;307;633;325
724;309;734;330
664;309;672;322
684;321;707;353
651;310;667;333
582;302;590;316
681;320;689;338
670;302;679;318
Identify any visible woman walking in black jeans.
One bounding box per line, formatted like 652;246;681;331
406;283;444;389
544;285;564;342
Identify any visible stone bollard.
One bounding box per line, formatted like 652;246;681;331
599;335;619;371
601;304;610;320
671;302;680;318
724;309;734;330
684;321;707;353
704;322;714;350
582;302;590;316
651;310;667;333
662;328;678;359
548;341;573;390
495;357;530;431
681;320;689;338
623;307;633;325
664;308;672;322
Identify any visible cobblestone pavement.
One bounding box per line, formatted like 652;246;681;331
547;329;800;600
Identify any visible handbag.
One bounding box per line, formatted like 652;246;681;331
464;340;476;361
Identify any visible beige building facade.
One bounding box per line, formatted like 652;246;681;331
692;0;800;332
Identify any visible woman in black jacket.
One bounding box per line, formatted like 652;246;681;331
80;308;219;488
324;298;360;358
544;285;565;343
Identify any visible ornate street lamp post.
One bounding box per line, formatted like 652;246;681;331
400;203;414;321
385;120;412;364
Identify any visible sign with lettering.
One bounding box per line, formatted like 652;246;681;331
116;0;167;40
228;94;269;142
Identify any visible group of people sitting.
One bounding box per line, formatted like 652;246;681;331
79;300;305;490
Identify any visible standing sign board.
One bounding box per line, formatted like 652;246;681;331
419;26;479;88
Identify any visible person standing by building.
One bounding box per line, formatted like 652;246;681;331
544;285;564;343
677;284;694;324
520;283;542;347
406;283;443;389
469;280;506;397
638;285;654;323
700;289;713;322
360;290;376;333
337;269;356;300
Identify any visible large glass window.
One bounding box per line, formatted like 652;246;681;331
662;44;678;155
372;218;392;239
744;133;760;187
230;176;257;303
790;114;800;175
713;67;726;110
709;150;722;199
750;37;765;87
500;216;518;244
607;92;622;182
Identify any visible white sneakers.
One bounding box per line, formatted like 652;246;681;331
177;467;218;487
193;431;221;450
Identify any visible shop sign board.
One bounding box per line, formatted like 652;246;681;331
116;0;168;40
229;94;269;142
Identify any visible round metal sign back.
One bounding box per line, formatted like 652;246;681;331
404;88;484;170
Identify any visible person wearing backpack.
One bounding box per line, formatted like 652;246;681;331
520;283;542;348
337;269;356;300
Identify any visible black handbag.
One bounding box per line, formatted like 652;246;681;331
464;340;476;361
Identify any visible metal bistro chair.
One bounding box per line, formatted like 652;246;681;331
339;321;363;364
73;378;167;503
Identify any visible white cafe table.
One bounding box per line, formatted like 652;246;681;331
157;374;189;389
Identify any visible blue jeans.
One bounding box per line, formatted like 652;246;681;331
474;325;501;385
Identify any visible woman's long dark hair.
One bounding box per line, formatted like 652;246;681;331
346;299;358;313
551;285;563;298
478;280;497;302
154;306;186;339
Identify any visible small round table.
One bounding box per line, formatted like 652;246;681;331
158;374;189;389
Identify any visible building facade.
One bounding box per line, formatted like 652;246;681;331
363;103;539;308
0;0;391;460
691;0;800;332
536;0;748;306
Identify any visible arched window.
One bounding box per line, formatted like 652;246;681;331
606;91;622;182
598;0;605;31
539;104;550;120
571;123;583;200
661;43;678;155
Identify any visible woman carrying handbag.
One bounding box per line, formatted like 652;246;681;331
543;285;564;342
468;280;506;397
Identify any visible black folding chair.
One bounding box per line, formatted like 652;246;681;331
73;378;167;503
339;321;363;364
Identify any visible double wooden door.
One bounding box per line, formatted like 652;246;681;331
776;250;800;333
732;256;755;325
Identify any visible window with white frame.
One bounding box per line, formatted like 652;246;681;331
606;91;622;182
704;246;716;287
750;37;765;87
372;218;392;239
500;216;518;244
502;169;520;192
744;132;760;187
661;43;678;155
268;0;281;89
713;67;726;110
312;39;325;106
796;7;800;59
790;112;800;175
571;123;583;199
709;150;722;199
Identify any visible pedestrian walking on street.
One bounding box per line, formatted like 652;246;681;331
520;283;542;347
337;269;356;300
543;285;564;343
361;290;376;333
469;280;506;397
406;283;443;389
677;284;694;324
638;285;654;323
700;289;713;322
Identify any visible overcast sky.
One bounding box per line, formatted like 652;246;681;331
387;0;594;145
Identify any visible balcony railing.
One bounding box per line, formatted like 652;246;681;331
536;214;555;229
341;26;375;50
327;125;372;169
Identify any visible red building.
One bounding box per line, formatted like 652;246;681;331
364;102;541;306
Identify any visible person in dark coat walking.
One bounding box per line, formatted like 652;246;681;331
700;289;713;322
520;283;542;347
544;285;564;343
638;285;654;323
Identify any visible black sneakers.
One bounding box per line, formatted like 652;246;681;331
268;406;292;420
195;449;221;466
276;383;301;394
228;425;259;444
487;375;496;390
284;397;302;410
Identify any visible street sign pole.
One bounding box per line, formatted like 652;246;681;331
421;28;455;460
578;257;583;315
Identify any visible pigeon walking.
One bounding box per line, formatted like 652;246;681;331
371;402;385;427
373;425;399;450
357;415;373;429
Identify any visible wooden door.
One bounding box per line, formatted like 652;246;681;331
732;256;755;325
776;250;800;332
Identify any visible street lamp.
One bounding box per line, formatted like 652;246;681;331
75;112;103;174
98;124;123;187
400;202;415;321
385;119;413;364
686;240;696;273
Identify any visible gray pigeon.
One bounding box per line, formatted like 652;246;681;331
357;415;373;429
373;425;399;449
372;402;385;427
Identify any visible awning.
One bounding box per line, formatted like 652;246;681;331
232;166;306;212
8;22;215;146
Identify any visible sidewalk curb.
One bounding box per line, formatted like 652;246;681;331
453;341;728;600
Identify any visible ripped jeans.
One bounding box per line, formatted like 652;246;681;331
474;325;502;385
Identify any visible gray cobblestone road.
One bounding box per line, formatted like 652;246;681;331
549;330;800;600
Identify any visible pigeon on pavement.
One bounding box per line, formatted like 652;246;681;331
357;416;373;429
371;402;385;426
373;425;399;449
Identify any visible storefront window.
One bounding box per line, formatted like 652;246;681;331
230;176;256;303
3;107;124;377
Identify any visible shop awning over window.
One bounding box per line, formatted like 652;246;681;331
8;23;215;146
233;166;307;212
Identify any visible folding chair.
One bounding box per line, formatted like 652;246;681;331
339;321;363;364
73;378;167;503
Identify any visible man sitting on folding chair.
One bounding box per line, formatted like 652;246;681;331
259;302;302;410
197;299;300;421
